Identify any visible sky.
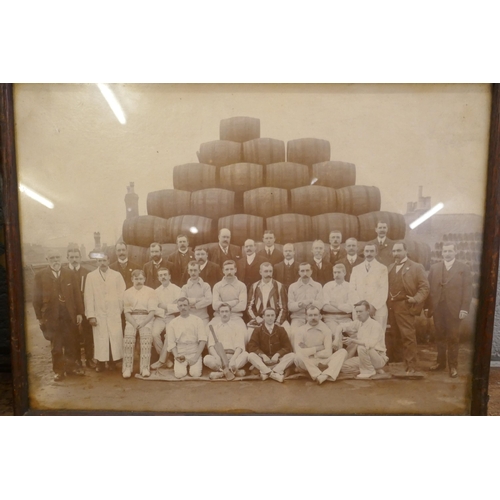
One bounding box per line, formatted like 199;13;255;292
14;83;491;255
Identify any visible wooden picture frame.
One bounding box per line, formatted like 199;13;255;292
1;83;499;415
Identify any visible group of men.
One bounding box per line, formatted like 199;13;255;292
33;220;472;384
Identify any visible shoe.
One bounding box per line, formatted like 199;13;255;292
75;359;83;368
141;368;150;378
209;371;224;380
406;368;416;375
95;361;106;373
429;363;446;371
450;368;458;378
269;371;284;383
123;368;132;379
107;360;116;371
235;369;246;378
68;367;85;376
260;372;270;381
165;359;174;368
356;371;376;379
54;373;64;382
316;374;328;385
151;360;164;369
86;359;97;369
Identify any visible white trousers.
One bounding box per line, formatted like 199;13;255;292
295;348;348;381
290;318;306;349
373;305;388;332
341;346;388;376
174;356;203;378
151;316;175;355
247;352;295;375
203;351;248;371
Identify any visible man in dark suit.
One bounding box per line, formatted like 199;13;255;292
193;246;223;290
274;243;301;290
33;249;85;381
387;242;429;374
257;230;284;266
425;243;472;378
143;242;170;289
66;246;95;369
110;241;140;289
166;233;195;286
327;230;347;265
337;237;364;282
368;220;394;267
208;228;241;269
309;240;333;286
237;239;266;289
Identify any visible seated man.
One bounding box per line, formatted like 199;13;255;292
294;306;347;385
339;300;389;379
154;296;207;378
247;308;295;383
322;263;353;330
204;303;248;380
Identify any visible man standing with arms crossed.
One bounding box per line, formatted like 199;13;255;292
425;243;472;378
181;261;212;326
212;260;247;320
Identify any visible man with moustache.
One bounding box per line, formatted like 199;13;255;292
337;237;364;282
288;262;324;346
110;241;140;289
208;228;241;269
84;254;126;373
387;242;429;375
368;220;394;267
66;246;95;369
33;249;85;381
327;230;347;266
166;233;195;287
180;261;212;326
425;243;472;378
274;243;301;290
257;230;284;266
294;306;348;385
309;240;334;286
212;260;247;320
192;246;223;290
349;243;389;331
151;267;182;365
236;239;266;289
143;242;169;289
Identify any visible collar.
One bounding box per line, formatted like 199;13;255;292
444;259;455;270
246;253;256;264
178;249;188;255
117;258;128;264
264;323;275;334
199;261;207;270
265;245;275;253
219;244;229;254
187;277;203;287
258;279;273;288
330;246;341;253
153;258;162;266
69;265;80;271
378;238;386;245
396;258;408;267
313;257;323;263
284;259;294;266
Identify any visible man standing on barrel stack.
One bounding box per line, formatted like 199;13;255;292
425;243;472;378
387;242;429;375
33;249;85;381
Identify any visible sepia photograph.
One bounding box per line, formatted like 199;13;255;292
8;83;494;414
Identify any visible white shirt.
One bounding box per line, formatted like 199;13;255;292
200;261;208;271
341;317;387;356
155;282;182;318
395;257;408;273
347;256;357;265
313;257;323;269
265;245;275;255
69;265;80;271
284;259;295;266
246;253;256;265
207;318;245;351
444;259;455;271
258;280;273;307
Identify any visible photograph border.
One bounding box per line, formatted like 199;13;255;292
2;83;499;416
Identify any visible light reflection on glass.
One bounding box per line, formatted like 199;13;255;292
409;202;444;229
19;183;54;209
97;83;127;125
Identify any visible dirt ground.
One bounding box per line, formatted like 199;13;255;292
11;304;482;415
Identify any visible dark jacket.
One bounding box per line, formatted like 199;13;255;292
167;250;196;286
236;254;267;288
337;255;365;282
256;248;284;266
198;261;224;290
326;247;347;266
143;259;171;289
368;237;395;267
247;323;293;358
110;260;141;289
308;258;334;286
273;260;301;289
208;244;241;269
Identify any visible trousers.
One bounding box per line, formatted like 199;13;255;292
387;301;417;370
204;351;248;371
151;316;175;355
123;314;153;375
341;346;387;375
433;302;461;369
247;352;295;375
50;304;78;375
295;348;348;381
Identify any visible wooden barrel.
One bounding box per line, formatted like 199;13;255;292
146;189;191;219
287;138;330;167
218;214;264;247
311;213;360;242
358;211;406;241
336;186;381;215
266;214;312;244
404;239;431;270
293;241;314;263
165;215;215;246
312;161;356;189
290;185;337;216
243;187;288;218
220;116;260;142
173;163;217;192
198;140;242;167
242;138;286;166
219;163;263;192
190;188;236;220
266;162;310;190
122;215;170;247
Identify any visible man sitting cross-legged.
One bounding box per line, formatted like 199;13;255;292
247;308;295;383
204;303;248;380
294;305;347;385
338;300;389;379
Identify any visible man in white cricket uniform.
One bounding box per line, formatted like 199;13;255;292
339;300;389;379
84;254;126;370
181;261;212;326
212;260;247;319
204;303;248;379
294;306;347;384
322;263;353;330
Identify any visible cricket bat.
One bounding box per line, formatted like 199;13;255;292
209;325;235;380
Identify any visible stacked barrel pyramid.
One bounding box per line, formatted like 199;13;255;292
122;116;430;267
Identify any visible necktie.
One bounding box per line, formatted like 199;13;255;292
366;263;371;272
267;249;271;256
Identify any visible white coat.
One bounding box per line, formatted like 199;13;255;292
84;268;126;361
348;259;388;312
